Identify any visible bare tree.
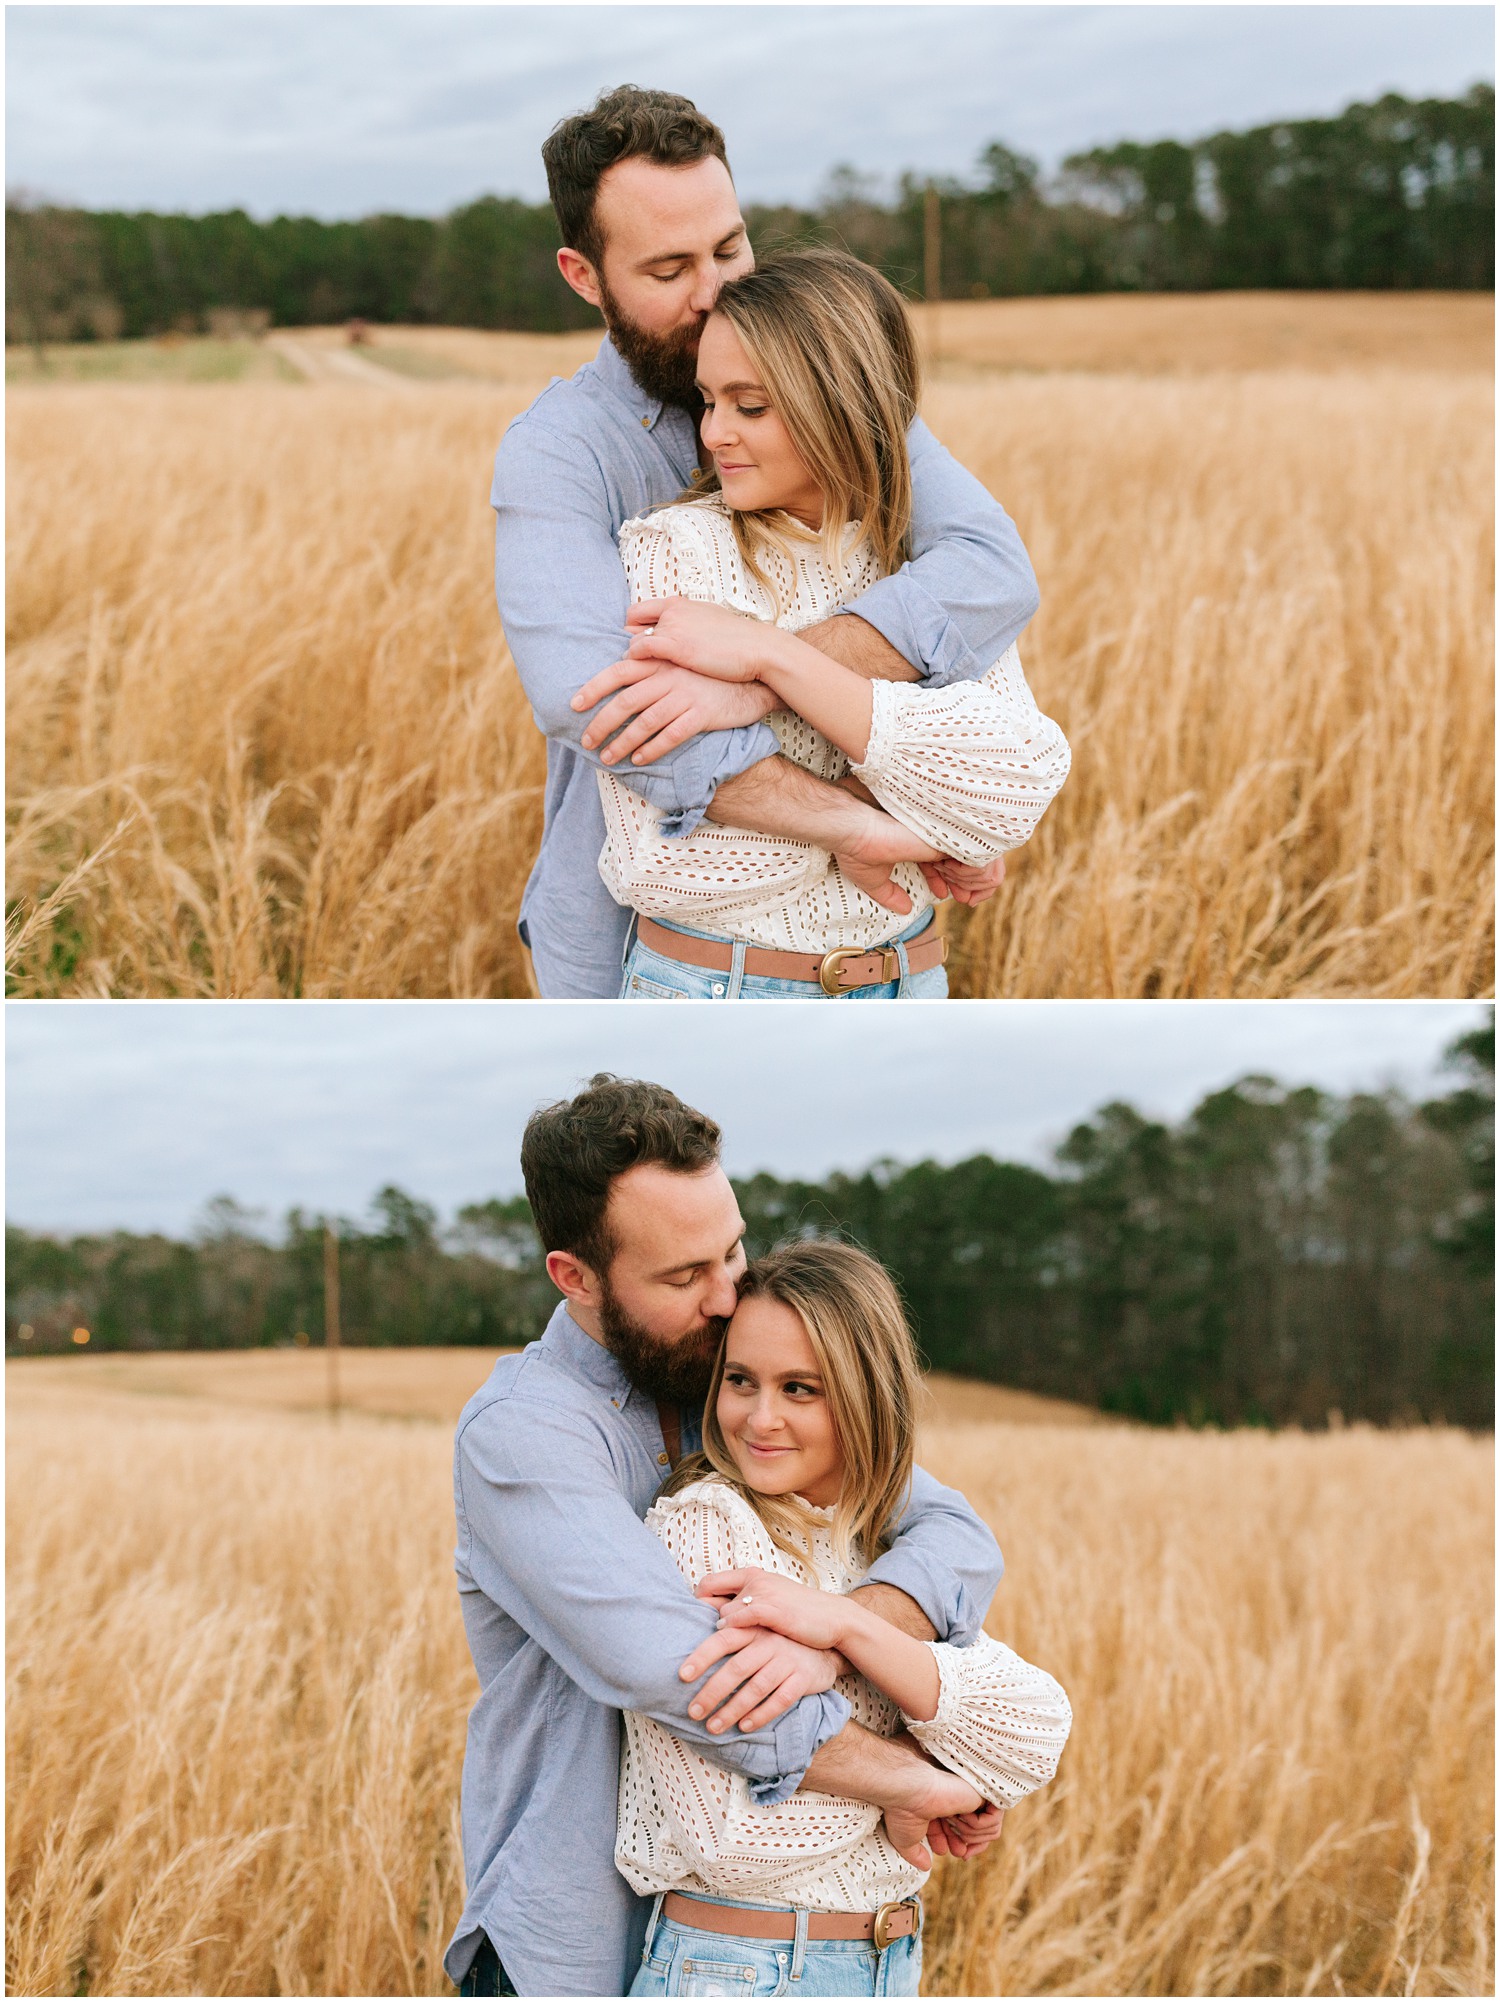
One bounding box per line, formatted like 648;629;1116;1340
6;191;110;365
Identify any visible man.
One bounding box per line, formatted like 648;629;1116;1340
492;86;1040;998
446;1076;1008;1996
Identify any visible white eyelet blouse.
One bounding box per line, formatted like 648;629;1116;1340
615;1477;1072;1912
596;496;1072;954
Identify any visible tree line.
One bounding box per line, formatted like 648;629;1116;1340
7;86;1491;348
8;1021;1491;1429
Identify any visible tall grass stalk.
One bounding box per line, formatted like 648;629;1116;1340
6;1374;1492;1995
6;354;1491;996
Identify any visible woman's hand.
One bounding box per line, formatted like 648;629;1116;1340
698;1566;853;1654
623;596;793;684
929;1804;1007;1861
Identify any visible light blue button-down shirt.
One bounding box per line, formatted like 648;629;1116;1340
445;1303;1004;1996
491;335;1040;998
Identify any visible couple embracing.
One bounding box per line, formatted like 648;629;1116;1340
496;87;1070;1001
446;1076;1071;1997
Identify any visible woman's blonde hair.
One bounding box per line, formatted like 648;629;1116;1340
662;1237;922;1576
682;247;921;609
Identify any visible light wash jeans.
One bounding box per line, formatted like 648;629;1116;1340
618;912;948;1001
628;1891;923;1998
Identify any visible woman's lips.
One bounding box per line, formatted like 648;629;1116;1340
743;1441;792;1458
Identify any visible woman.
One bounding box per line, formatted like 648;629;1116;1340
617;1240;1072;1997
586;248;1070;1000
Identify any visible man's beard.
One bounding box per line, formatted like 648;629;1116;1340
598;275;705;412
598;1279;725;1407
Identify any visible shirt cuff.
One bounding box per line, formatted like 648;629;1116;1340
901;1643;966;1738
836;578;983;691
618;719;782;838
748;1687;852;1806
849;680;901;785
859;1544;980;1647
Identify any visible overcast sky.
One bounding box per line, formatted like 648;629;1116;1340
6;1001;1486;1237
8;5;1494;218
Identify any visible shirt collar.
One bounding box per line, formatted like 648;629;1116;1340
539;1300;638;1409
594;334;669;435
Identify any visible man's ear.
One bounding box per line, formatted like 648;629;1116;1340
557;246;603;309
546;1247;600;1306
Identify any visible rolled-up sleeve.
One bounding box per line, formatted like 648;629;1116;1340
860;1463;1004;1646
491;418;780;834
840;419;1039;690
455;1396;849;1800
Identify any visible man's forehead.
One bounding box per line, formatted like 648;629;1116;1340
595;155;743;254
607;1162;741;1254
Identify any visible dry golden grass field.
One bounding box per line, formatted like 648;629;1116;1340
6;292;1493;997
7;1352;1492;1997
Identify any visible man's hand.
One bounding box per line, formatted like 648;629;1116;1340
882;1805;942;1872
833;805;941;918
678;1622;843;1735
873;1755;985;1870
836;777;1008;910
572;655;777;766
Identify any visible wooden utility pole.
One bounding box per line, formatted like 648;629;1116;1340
923;183;942;366
323;1221;341;1420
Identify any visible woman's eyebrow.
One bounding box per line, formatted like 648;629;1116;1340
722;1362;824;1387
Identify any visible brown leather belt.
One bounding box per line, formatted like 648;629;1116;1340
661;1893;921;1951
636;917;946;996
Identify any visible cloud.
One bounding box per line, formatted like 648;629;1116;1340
6;1000;1485;1236
7;6;1493;217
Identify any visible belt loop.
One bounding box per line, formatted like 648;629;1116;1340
726;935;748;1000
893;933;913;996
790;1907;809;1982
642;1891;665;1963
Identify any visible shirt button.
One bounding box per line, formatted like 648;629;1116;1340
640;415;650;428
657;1452;669;1466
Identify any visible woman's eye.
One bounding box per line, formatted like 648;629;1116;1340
737;405;767;420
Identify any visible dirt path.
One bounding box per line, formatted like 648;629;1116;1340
266;333;419;388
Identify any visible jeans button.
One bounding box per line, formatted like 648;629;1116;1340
712;982;725;996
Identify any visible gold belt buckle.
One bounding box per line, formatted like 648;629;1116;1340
872;1897;919;1952
817;947;860;996
818;947;899;996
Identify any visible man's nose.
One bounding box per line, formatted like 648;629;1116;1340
702;1268;739;1319
686;261;722;315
